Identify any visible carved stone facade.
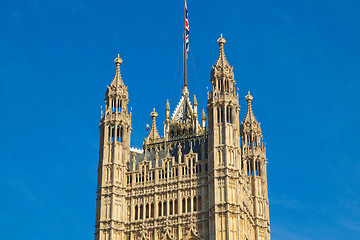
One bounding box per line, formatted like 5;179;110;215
95;36;271;240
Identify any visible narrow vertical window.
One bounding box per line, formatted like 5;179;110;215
198;196;202;211
169;201;173;215
182;199;186;213
174;199;178;214
258;163;261;176
139;204;143;219
116;126;120;142
187;198;191;212
151;203;154;218
163;202;167;216
158;202;162;217
193;196;197;211
217;107;221;123
145;204;149;218
135;205;138;220
221;106;225;123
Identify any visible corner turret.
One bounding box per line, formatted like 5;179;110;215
240;91;270;240
96;54;132;240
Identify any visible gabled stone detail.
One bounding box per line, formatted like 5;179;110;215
183;227;201;240
164;89;204;140
95;36;271;240
145;108;162;144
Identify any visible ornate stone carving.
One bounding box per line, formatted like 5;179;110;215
95;36;271;240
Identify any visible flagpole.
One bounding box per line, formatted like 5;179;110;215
183;0;187;88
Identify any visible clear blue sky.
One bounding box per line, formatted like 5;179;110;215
1;0;359;239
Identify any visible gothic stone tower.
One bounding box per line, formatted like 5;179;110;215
207;35;242;240
95;55;132;240
95;36;271;240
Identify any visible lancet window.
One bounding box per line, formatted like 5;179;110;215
158;202;162;217
227;105;233;123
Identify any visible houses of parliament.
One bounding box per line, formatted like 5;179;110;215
94;35;271;240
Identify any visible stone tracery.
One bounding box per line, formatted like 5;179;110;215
95;36;270;240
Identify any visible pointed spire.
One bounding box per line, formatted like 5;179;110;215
111;54;124;86
244;91;258;123
241;91;262;148
201;109;207;129
193;95;197;106
193;95;198;115
210;34;235;93
201;109;207;121
166;99;170;111
165;99;171;121
146;108;161;144
215;34;230;67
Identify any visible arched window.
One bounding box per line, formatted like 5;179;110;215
158;202;162;217
198;196;202;211
187;198;191;212
169;200;173;215
182;199;186;213
258;163;261;176
163;201;167;216
120;126;123;142
217;107;221;123
139;204;143;219
135;205;138;220
116;126;120;141
151;203;154;218
112;126;116;142
146;204;149;218
174;199;178;214
193;196;197;211
109;126;114;142
227;106;233;123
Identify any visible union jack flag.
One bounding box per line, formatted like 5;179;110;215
185;0;189;58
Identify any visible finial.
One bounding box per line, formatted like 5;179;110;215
217;34;226;46
114;54;123;66
214;34;229;68
245;91;253;103
151;108;158;119
182;85;189;96
193;95;197;106
110;54;124;86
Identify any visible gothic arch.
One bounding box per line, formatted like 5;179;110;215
161;230;174;240
183;228;201;240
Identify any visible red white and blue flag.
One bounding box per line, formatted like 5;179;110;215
185;0;189;58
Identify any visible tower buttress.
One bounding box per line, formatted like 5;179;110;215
240;92;270;240
207;35;242;240
95;55;131;240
